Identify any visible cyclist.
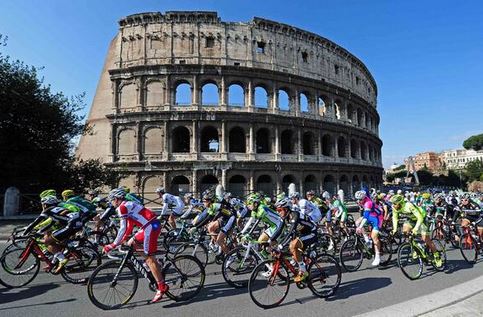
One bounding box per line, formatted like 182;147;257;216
289;192;322;224
155;187;185;229
355;190;382;266
102;188;168;303
390;194;443;267
321;191;335;236
459;194;483;241
330;193;349;229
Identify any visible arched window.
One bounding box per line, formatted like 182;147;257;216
172;126;190;153
254;86;269;108
300;93;309;113
256;128;271;153
350;139;358;159
318;96;326;116
337;137;347;158
228;84;245;106
171;175;190;196
278;89;290;111
146;81;163;108
303;131;315;155
256;175;273;195
304;175;317;193
119;83;136;110
282;175;297;193
175;82;191;105
201;83;218;106
357;108;363;126
228;175;247;197
199;175;219;195
281;130;294;154
322;134;333;156
229;127;246;153
118;129;136;154
347;104;353;122
339;175;349;198
352;175;360;197
144;128;162;154
201;126;219;152
143;177;160;207
360;142;367;160
323;175;336;196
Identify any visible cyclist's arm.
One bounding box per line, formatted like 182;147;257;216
240;217;255;235
192;208;213;229
24;214;48;235
411;206;424;232
392;210;399;233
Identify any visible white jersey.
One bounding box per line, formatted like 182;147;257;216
161;193;185;216
297;199;322;223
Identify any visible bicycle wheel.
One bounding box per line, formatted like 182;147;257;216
339;238;364;272
431;227;446;247
174;242;209;267
62;243;102;284
379;237;393;266
459;234;478;264
431;239;447;271
307;254;341;298
248;259;290;309
0;246;40;288
397;243;423;280
164;255;205;302
317;233;337;256
222;246;258;288
87;260;138;310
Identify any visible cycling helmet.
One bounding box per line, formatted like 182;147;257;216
184;193;193;199
289;192;301;200
422;192;431;200
390;194;405;206
396;189;403;195
108;188;126;201
40;189;57;199
306;190;316;196
223;192;232;200
119;186;131;193
61;189;75;200
202;192;215;201
246;193;261;205
377;193;386;200
155;187;165;194
41;195;59;206
354;190;366;200
275;197;291;209
322;191;331;200
388;190;395;195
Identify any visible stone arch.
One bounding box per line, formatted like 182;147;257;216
339;175;350;198
281;129;295;154
323;175;336;196
175;82;192;105
300;92;310;113
199;174;219;195
318;95;327;116
256;128;271;153
254;86;269;108
360;141;367;160
172;126;190;153
337;136;347;158
119;82;137;110
145;81;163;108
362;175;369;187
256;174;274;195
228;175;247;197
229;127;246;153
334;99;343;120
278;89;290;111
228;83;245;106
350;139;358;159
201;82;219;106
171;175;190;196
322;134;333;156
282;174;297;193
118;129;136;155
357;108;363;126
200;126;219;152
304;175;318;193
142;176;161;207
352;175;361;197
303;131;316;155
347;104;354;122
144;127;163;154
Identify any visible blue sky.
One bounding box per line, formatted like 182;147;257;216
1;0;482;168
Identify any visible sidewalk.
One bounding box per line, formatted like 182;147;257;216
0;219;31;240
421;290;483;317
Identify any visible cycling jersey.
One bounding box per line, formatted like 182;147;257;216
241;205;284;240
160;193;185;216
392;201;428;235
332;199;348;222
283;209;317;249
359;196;383;232
113;200;160;255
296;199;322;223
206;202;236;234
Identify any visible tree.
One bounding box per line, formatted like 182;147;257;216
0;35;121;195
417;169;433;185
463;134;483;151
464;160;483;183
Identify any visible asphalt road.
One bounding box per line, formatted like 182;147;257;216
1;242;482;317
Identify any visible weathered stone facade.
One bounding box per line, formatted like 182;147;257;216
76;11;383;200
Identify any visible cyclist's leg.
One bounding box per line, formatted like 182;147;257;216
218;215;235;254
135;221;165;285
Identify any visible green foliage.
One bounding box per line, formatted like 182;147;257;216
464;160;483;183
463;134;483;151
417;169;433;185
393;164;406;171
386;170;407;182
0;36;122;194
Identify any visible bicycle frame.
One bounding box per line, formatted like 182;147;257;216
17;238;52;271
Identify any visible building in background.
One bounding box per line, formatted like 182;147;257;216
404;152;442;173
441;149;483;170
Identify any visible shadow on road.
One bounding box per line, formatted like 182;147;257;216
326;276;392;301
0;283;76;308
445;258;480;274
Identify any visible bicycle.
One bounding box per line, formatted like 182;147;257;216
397;233;446;280
430;216;459;249
0;234;101;288
339;230;393;272
459;220;482;264
248;245;341;309
173;228;217;267
87;244;206;310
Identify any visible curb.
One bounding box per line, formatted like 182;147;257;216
356;274;483;317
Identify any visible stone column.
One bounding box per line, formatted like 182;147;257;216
294;90;300;116
162;172;168;192
247;80;254;111
220;121;227;159
274;126;280;160
271;85;278;113
220;76;227;108
317;132;322;156
137;122;142;161
334;135;339;159
249;171;255;192
248;123;255;160
163;121;169;160
297;128;303;161
192;75;199;106
221;169;227;190
192;170;198;196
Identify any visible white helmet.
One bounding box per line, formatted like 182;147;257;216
322;191;331;200
396;189;403;195
108;188;126;201
355;190;366;200
289;192;301;200
41;195;59;206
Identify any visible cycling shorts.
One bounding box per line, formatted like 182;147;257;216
366;213;382;232
404;219;429;235
134;220;161;255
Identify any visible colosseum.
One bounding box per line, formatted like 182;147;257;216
76;11;383;202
